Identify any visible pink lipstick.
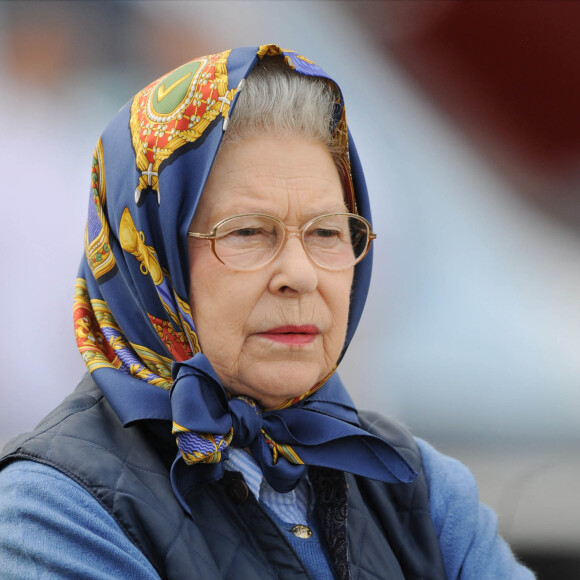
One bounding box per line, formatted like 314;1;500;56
259;325;319;345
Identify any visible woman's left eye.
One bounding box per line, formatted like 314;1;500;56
311;228;341;238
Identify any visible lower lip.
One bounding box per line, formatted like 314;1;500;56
260;333;318;345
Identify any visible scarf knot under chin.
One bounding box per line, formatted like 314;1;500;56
170;353;418;493
229;396;263;447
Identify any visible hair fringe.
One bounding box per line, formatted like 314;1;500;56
223;56;343;163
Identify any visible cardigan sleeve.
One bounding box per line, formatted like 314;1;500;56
416;438;536;580
0;460;160;579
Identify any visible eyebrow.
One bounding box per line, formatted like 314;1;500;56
303;206;351;221
215;203;350;221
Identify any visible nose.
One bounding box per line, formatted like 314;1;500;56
268;233;318;295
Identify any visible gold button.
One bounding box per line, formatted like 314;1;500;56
290;524;312;539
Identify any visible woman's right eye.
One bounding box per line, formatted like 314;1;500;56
218;218;278;243
221;226;272;247
231;228;260;237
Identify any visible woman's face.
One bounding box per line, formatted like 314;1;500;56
188;135;354;409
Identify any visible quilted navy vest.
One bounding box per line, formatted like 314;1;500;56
0;375;446;579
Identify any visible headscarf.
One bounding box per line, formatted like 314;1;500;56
74;45;416;504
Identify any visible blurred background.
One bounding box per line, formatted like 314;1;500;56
1;2;578;577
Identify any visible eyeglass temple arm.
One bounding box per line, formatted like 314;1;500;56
187;231;216;239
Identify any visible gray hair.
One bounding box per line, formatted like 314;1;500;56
223;56;342;162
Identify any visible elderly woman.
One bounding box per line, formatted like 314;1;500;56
0;45;534;579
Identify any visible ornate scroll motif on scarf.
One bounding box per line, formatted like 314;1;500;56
85;139;116;280
73;278;174;388
130;49;235;205
119;207;164;284
118;207;199;357
148;314;194;362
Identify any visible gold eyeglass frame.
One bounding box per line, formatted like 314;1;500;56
187;212;376;271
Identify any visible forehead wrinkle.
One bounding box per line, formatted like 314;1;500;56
212;173;344;221
283;187;346;223
198;137;345;225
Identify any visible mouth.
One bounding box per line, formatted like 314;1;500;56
258;325;320;345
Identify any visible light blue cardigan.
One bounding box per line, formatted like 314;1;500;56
0;438;535;579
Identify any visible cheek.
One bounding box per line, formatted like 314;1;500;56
331;294;351;347
188;250;261;353
323;271;354;356
188;251;227;348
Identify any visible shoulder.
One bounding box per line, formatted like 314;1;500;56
415;437;480;520
0;460;159;579
1;373;106;466
415;438;536;580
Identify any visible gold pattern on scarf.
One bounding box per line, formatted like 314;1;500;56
129;50;234;205
85;139;116;279
119;207;163;285
257;44;285;58
172;293;201;355
257;44;298;70
117;208;199;361
73;278;173;389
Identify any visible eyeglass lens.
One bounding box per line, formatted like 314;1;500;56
213;214;370;270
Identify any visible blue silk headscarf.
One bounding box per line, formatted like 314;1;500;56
74;45;415;502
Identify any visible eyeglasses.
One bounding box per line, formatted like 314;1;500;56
187;213;376;271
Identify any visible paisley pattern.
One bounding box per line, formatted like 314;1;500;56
311;467;351;580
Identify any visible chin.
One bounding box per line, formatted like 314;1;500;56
240;361;326;409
